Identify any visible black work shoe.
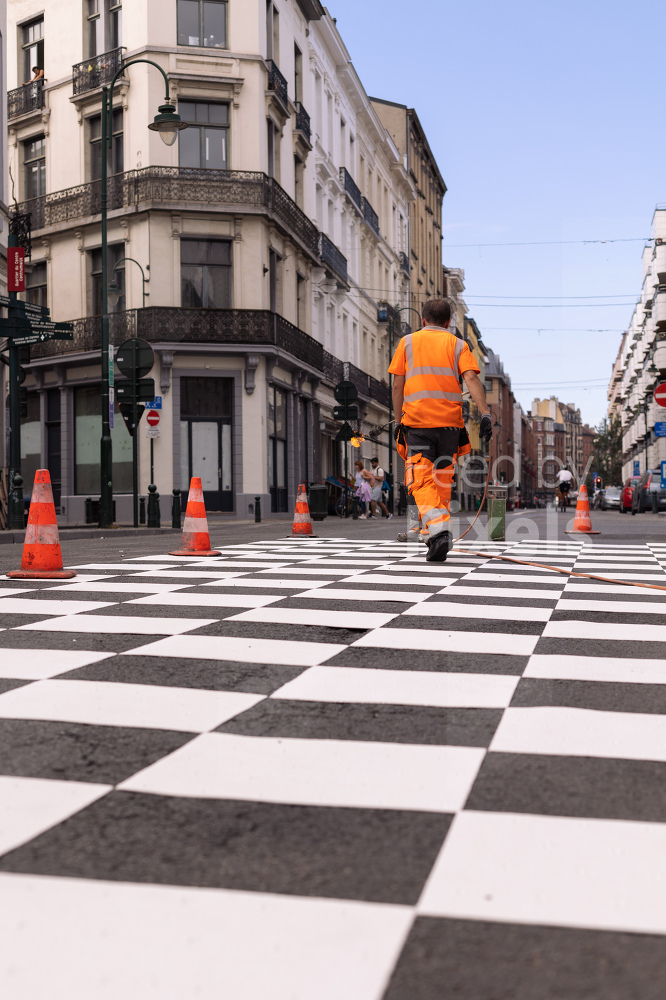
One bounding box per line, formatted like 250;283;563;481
426;531;452;562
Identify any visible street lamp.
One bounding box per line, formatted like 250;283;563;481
110;257;148;309
98;60;187;528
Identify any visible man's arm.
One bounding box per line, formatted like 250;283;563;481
462;370;489;415
392;374;405;423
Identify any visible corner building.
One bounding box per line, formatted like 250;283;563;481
8;0;413;522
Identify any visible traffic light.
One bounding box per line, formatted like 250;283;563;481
18;345;30;365
18;385;28;418
333;403;358;421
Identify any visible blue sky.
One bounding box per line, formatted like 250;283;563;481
327;0;665;426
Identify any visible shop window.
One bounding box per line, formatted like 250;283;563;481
20;393;41;494
89;108;123;180
269;385;288;512
177;0;227;48
75;385;132;494
178;101;229;169
181;239;231;309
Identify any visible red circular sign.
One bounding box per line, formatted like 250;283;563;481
654;383;666;407
146;410;160;427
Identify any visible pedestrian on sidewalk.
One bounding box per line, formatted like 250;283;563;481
369;457;392;519
389;299;493;561
354;460;372;518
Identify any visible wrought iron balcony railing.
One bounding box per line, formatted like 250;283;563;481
399;251;410;276
318;232;348;285
362;196;380;236
340;167;362;212
15;166;320;261
267;60;289;112
8;81;46;120
72;47;125;96
31;306;390;407
294;101;311;143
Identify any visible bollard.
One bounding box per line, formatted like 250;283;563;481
352;495;359;519
139;496;146;525
147;484;161;528
85;497;93;525
11;474;24;530
487;485;508;541
652;490;659;514
254;495;261;523
171;488;181;530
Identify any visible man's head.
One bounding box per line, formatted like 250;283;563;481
421;299;451;330
371;457;379;467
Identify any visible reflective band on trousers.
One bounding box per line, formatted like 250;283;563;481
403;389;463;403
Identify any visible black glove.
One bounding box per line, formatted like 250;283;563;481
394;421;405;443
480;413;493;442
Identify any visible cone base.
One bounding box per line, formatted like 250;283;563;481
168;549;222;556
565;530;601;534
6;569;77;579
287;533;318;538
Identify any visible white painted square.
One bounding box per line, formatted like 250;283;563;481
0;776;110;856
0;649;115;680
0;680;263;733
48;582;191;594
15;615;217;635
543;620;666;642
402;602;552;623
120;732;485;813
125;635;347;666
419;811;666;935
225;608;398;629
352;628;539;656
525;654;666;685
0;598;116;615
0;874;412;1000
127;593;283;609
295;588;433;603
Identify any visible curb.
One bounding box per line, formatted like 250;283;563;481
0;527;181;545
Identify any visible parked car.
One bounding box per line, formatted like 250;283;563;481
631;470;666;513
600;486;622;510
620;476;641;512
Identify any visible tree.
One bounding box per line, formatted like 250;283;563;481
593;417;622;486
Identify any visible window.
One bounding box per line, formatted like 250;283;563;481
178;101;229;169
546;434;554;446
294;44;302;102
267;119;280;179
24;261;47;307
177;0;227;48
108;0;122;48
24;136;46;199
181;239;232;309
90;244;125;315
87;0;102;57
89;109;123;179
266;2;279;62
268;386;288;512
22;17;44;84
75;385;132;494
294;155;303;208
296;274;305;330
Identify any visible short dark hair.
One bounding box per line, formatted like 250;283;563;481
371;457;379;463
421;299;451;328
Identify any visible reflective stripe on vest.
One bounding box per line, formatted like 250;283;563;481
403;388;463;403
402;330;465;410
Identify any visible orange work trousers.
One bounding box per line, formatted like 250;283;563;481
404;426;468;539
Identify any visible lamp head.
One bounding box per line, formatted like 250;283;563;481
107;278;122;309
148;103;187;146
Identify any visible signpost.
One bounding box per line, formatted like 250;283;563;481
634;460;641;477
115;338;155;527
146;410;160;483
334;381;359;516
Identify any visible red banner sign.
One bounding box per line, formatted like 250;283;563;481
8;247;25;292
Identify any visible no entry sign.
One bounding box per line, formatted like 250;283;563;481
146;410;160;427
654;382;666;407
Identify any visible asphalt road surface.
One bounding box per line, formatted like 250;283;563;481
1;509;666;998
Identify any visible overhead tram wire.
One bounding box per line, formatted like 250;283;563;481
442;236;652;248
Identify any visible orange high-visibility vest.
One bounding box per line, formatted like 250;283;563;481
389;327;480;428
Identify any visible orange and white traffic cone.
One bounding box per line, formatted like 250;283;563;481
289;483;317;537
169;476;221;556
6;470;77;579
565;484;600;535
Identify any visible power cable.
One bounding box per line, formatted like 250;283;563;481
443;237;652;248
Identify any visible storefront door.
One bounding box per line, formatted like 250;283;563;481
180;377;233;512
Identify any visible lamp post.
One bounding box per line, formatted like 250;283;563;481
387;306;422;514
108;257;148;309
98;59;187;528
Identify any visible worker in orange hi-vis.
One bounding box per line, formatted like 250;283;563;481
389;299;493;562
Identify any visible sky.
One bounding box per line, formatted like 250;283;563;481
326;0;666;427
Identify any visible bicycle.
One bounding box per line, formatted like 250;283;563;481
557;489;569;513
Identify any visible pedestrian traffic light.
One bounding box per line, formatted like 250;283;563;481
333;403;359;421
18;345;30;365
18;385;28;418
334;380;359;422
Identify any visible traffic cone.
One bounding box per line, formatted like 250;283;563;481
6;470;77;579
565;484;600;535
169;477;221;556
289;483;317;537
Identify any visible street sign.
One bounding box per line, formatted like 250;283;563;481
655;422;666;437
654;382;666;407
119;402;145;436
22;302;50;318
109;387;114;430
146;427;160;439
115;378;156;402
146;410;160;427
144;396;162;409
115;339;154;379
633;460;641;476
8;247;25;292
334;380;358;404
662;461;666;490
336;421;354;442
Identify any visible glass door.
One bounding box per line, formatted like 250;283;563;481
180;377;233;511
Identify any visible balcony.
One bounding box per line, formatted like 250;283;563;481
72;47;125;96
8;81;46;120
16;166;320;262
267;60;289;114
340;167;362;212
318;232;348;285
361;196;380;236
294;102;311;145
399;251;410;276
